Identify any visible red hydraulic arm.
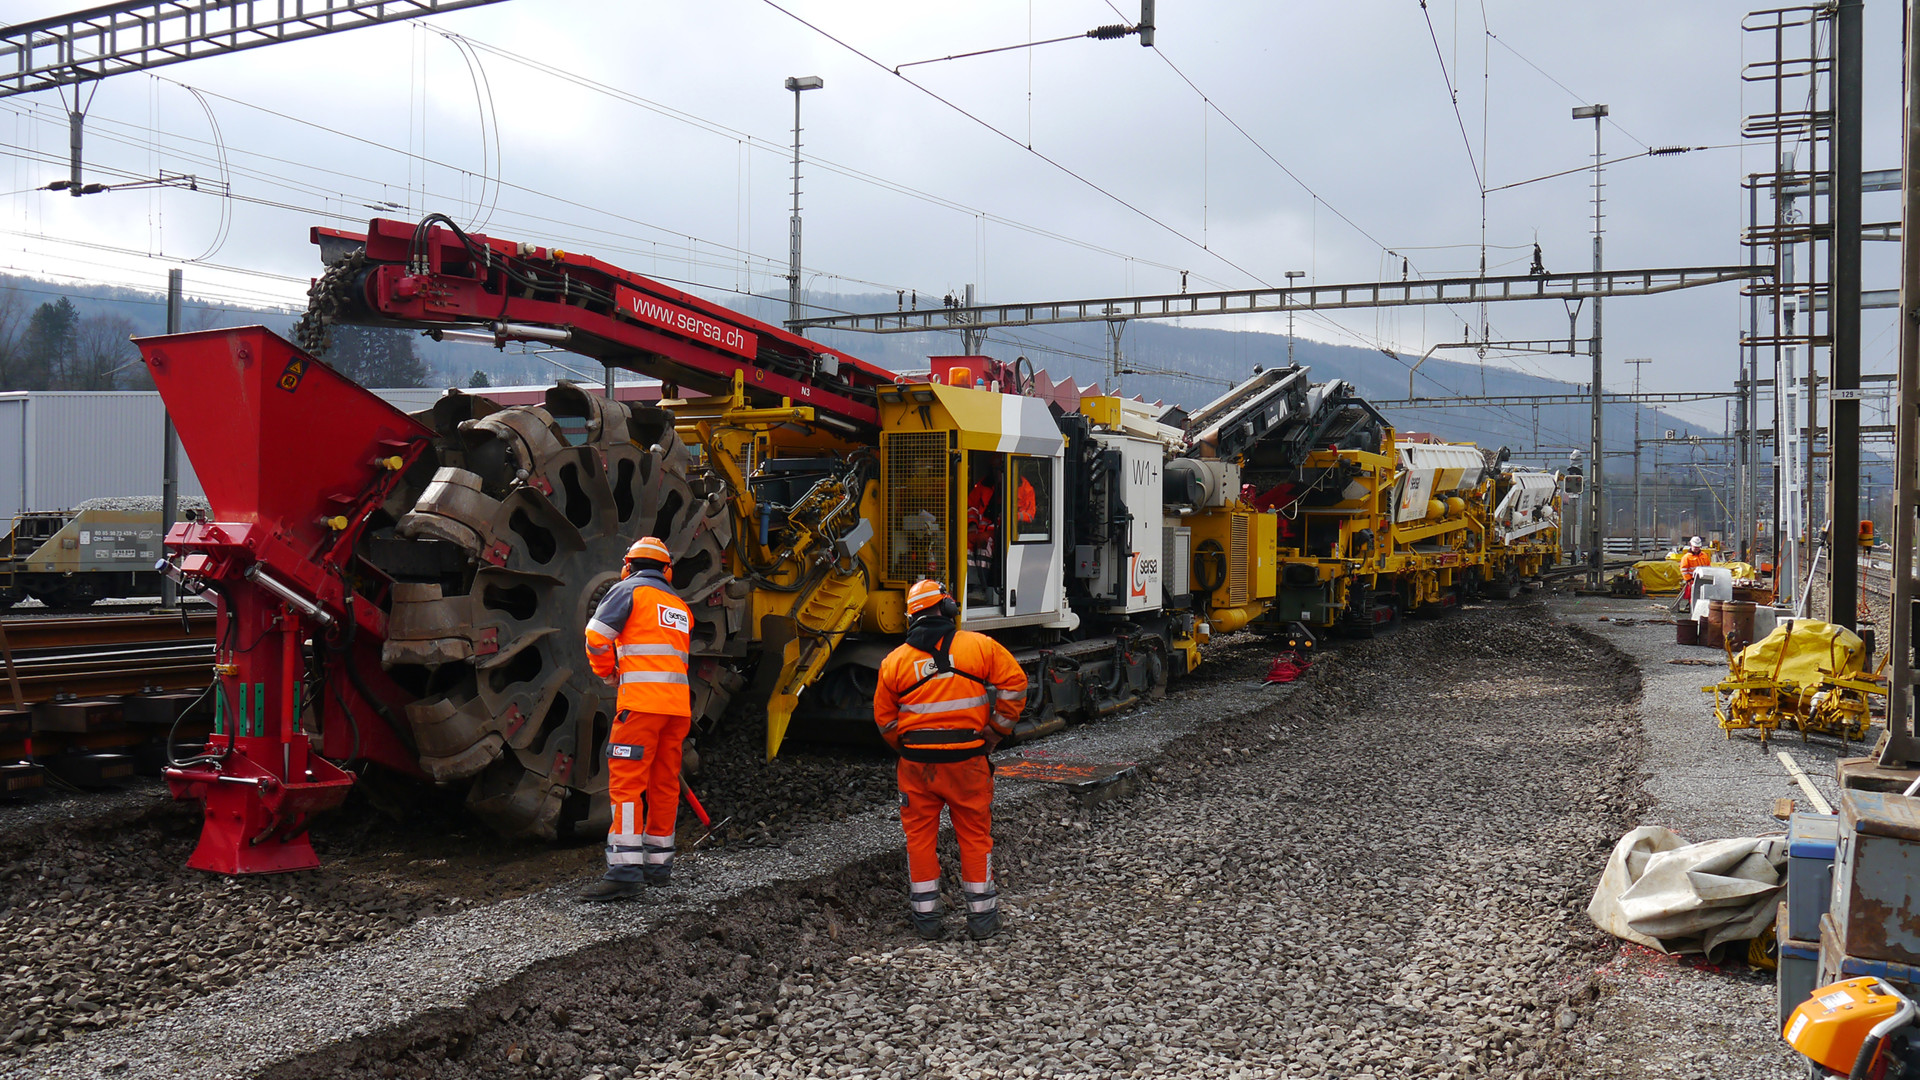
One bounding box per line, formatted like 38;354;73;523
311;216;897;434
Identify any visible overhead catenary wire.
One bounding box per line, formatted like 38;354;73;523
2;9;1659;454
1485;29;1649;149
1098;4;1544;419
756;0;1273;289
420;32;1230;291
1419;0;1483;191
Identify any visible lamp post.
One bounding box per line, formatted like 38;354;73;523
1574;103;1609;586
785;75;824;328
1285;270;1305;366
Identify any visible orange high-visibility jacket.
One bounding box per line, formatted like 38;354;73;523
1016;476;1037;525
1679;549;1712;578
875;629;1028;762
586;568;694;716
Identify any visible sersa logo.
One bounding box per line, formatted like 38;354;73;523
1130;553;1158;598
658;606;691;633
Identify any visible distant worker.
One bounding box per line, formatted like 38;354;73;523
1678;535;1713;605
874;579;1028;940
1016;470;1038;528
967;478;997;554
580;536;694;902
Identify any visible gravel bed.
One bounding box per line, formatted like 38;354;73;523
255;601;1650;1080
0;791;548;1057
0;629;1270;1076
21;599;1793;1079
1561;595;1808;1080
0;655;969;1060
0;778;171;842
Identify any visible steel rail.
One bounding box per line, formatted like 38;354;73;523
0;610;214;651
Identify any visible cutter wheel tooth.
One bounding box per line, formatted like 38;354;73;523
544;382;632;448
398;467;499;554
402;697;505;777
464;752;569;839
368;401;740;841
382;584;478;666
468;407;570;477
417;733;508;782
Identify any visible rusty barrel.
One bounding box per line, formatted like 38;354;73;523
1676;617;1699;646
1722;600;1758;650
1703;601;1727;649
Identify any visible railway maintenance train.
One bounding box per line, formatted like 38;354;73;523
138;215;1560;874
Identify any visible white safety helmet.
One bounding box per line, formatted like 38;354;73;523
1688;536;1703;550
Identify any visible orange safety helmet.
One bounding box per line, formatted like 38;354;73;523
627;536;670;562
625;536;672;582
906;579;955;618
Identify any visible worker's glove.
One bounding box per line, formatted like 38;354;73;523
602;673;617;688
980;727;1004;753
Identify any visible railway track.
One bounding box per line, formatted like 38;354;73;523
0;610;215;704
0;608;216;795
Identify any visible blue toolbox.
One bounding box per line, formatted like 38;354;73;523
1820;911;1920;989
1832;790;1920;966
1788;811;1838;942
1778;902;1821;1030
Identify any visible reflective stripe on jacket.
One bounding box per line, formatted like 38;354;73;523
586;569;694;717
874;629;1028;762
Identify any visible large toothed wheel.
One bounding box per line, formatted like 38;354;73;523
376;384;743;839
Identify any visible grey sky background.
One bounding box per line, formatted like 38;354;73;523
0;1;1905;431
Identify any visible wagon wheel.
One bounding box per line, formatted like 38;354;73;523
371;384;744;840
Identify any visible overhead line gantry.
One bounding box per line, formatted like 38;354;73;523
789;265;1768;334
0;0;512;99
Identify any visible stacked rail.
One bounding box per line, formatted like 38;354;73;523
0;609;216;795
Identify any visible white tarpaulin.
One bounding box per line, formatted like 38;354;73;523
1586;826;1787;961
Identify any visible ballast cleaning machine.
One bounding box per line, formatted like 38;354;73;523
138;214;1556;873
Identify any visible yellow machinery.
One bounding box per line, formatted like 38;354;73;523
1181;369;1560;639
283;215;1559;841
1703;620;1881;748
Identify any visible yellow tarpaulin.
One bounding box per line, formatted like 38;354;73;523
1633;561;1686;595
1639;558;1755;594
1731;619;1866;702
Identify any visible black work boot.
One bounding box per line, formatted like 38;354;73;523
578;877;646;903
963;883;1002;940
641;843;674;887
908;884;945;940
910;908;947;940
966;907;1002;940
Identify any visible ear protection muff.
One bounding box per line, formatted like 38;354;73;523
938;596;958;620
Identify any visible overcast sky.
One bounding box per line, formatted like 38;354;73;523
0;0;1906;431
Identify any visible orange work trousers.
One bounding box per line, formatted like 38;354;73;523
897;756;998;916
606;709;690;879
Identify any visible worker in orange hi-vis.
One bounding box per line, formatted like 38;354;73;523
873;579;1028;940
579;536;694;902
1678;535;1712;604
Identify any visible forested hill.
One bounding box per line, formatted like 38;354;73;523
0;272;1719;464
